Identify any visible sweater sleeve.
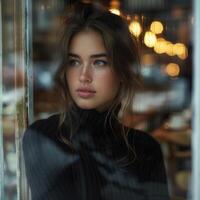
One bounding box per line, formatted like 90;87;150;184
22;117;80;200
22;120;51;200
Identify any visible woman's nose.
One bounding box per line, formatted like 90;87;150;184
79;65;93;83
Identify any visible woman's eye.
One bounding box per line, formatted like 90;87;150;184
68;59;80;67
93;60;108;67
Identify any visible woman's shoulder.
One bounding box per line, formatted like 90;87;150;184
22;114;75;176
128;129;159;146
127;128;163;158
22;114;61;145
27;114;60;131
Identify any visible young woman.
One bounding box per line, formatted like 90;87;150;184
23;2;169;200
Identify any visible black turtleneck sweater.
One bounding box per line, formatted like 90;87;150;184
22;107;169;200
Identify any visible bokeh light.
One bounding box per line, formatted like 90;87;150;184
144;31;157;48
150;21;164;34
129;21;142;37
165;42;175;56
154;38;166;54
109;8;121;16
165;63;180;77
173;43;188;60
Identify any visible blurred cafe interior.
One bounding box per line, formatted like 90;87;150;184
0;0;200;200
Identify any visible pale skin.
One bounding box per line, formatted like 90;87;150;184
65;29;121;112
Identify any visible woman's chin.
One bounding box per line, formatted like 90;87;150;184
75;102;95;110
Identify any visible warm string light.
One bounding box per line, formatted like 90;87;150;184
154;38;167;54
129;21;142;38
165;42;175;56
144;31;157;48
109;8;120;15
153;39;188;59
173;43;188;60
145;20;188;60
108;5;188;60
150;21;164;34
109;0;120;16
165;63;180;77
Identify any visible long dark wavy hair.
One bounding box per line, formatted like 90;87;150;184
55;1;141;152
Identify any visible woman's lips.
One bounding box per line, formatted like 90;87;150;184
76;89;96;98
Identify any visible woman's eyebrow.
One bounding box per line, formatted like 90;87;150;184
68;53;79;58
68;53;108;58
90;53;107;58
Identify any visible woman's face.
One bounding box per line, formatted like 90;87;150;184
66;30;120;112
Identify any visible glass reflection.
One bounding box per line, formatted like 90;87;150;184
0;0;193;200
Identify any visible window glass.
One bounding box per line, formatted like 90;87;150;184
0;0;196;200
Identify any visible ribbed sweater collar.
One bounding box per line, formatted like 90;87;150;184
65;104;123;150
69;104;120;131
